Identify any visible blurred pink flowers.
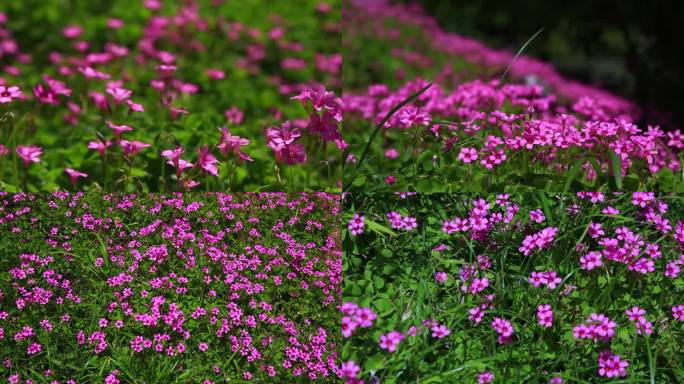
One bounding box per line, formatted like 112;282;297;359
16;145;42;167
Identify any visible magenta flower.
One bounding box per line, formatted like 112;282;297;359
341;316;357;338
340;361;360;379
197;146;219;177
598;350;628;378
16;145;43;167
430;323;451;339
0;144;8;156
672;304;684;321
529;209;545;223
126;99;145;113
64;168;88;185
78;66;111;80
266;121;301;148
273;142;307;165
87;140;112;157
0;85;22;103
536;304;553;328
26;342;42;355
348;214;365;236
491;317;514;344
120;140;150;157
62;25;82;38
580;251;603;270
106;121;133;141
224;107;244;125
217;128;251;161
106;87;132;103
205;68;225;80
434;271;448;283
292;86;339;115
354;307;377;328
478;371;494;384
625;307;653;335
378;330;404;352
458;147;478;163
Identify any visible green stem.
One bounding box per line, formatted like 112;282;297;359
344;83;433;190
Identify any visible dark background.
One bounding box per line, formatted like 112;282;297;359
404;0;684;131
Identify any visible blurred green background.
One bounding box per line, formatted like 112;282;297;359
404;0;684;131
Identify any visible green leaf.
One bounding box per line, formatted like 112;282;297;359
365;353;385;372
366;218;398;237
609;150;623;190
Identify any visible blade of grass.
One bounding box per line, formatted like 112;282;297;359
563;157;586;193
343;83;433;190
500;28;544;83
643;334;656;384
610;150;623;189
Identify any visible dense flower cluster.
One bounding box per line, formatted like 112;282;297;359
0;1;341;191
0;192;341;382
341;0;682;190
343;192;684;382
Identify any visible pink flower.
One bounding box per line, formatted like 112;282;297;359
197;146;219;177
0;144;9;156
266;121;301;148
468;307;484;323
430;323;451;339
224;107;244;125
88;140;112;157
341;316;357;338
79;66;111;80
434;272;448;283
198;342;209;352
580;251;603;270
217;128;251;161
106;121;133;141
354;307;377;328
26;342;42;355
120;140;150;157
588;222;605;238
62;25;82;39
598;350;628;378
0;85;22;103
341;361;361;379
126;100;145;113
107;87;132;103
348;214;365;236
205;68;225;80
491;317;513;337
274;143;307;165
672;304;684;321
529;209;545;223
536;304;553;328
458;147;478;163
469;277;489;294
107;18;124;29
625;306;653;335
16;145;43;167
64;168;88;185
397;106;431;128
573;313;616;341
478;371;494;384
384;148;399;159
379;330;404;352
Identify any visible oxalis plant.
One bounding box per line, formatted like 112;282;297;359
0;0;342;192
0;192;342;383
341;1;684;193
342;192;684;383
